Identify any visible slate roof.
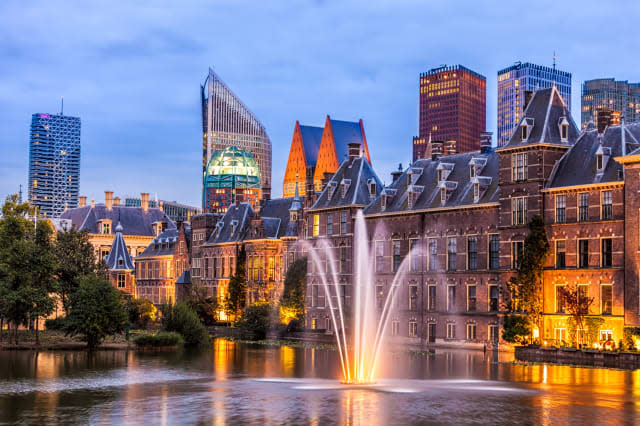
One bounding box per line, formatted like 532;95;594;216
548;122;640;188
137;228;179;258
60;205;175;236
251;197;299;239
105;223;134;271
501;85;579;149
364;151;499;215
311;156;383;210
299;125;324;167
329;119;365;162
176;270;191;285
205;202;255;244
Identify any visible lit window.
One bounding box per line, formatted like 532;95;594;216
312;214;319;237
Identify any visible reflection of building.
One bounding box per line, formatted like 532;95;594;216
124;197;201;222
28;112;81;217
416;65;486;155
201;68;272;203
497;62;571;146
582;78;640;128
203;146;261;214
105;222;136;296
283;116;371;198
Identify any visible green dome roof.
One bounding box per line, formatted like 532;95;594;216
204;146;261;188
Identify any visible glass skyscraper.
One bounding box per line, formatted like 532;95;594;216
497;62;571;146
201;68;271;208
582;78;640;129
28;113;81;217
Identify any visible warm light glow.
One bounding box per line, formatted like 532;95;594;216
279;307;297;324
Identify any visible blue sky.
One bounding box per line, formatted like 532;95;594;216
1;0;639;207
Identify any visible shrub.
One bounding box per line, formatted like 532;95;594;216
134;331;183;347
502;314;531;344
162;302;210;347
236;304;273;340
128;298;157;329
44;317;67;331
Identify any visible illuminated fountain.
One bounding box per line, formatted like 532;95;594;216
307;210;415;385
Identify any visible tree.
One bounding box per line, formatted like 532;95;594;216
226;246;247;320
162;302;210;347
502;315;532;343
64;274;127;349
279;257;307;324
128;297;157;329
558;285;594;347
236;303;273;340
27;220;57;345
186;284;219;325
507;215;550;333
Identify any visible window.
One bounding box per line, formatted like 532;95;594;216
327;213;333;235
489;234;499;269
578;240;589;268
556;240;566;268
467;236;477;270
339;245;347;273
601;238;612;267
597;154;603;171
473;183;480;202
555;195;566;223
312;285;319;307
428;323;436;342
447;237;457;271
521;125;528;141
117;274;126;288
376;285;384;309
561;123;569;140
409;321;418;337
428;285;436;311
409;239;420;272
579;193;589;221
391;320;400;336
511;196;527;225
489;325;499;342
428;239;438;271
409;285;418;311
447;286;456;312
466;323;476;340
311;318;317;330
205;257;210;278
554;328;566;342
489;285;498;312
102;223;111;234
375;241;384;273
511;153;527;181
601;285;612;315
341;211;348;234
469;164;476;178
340;285;347;307
511;241;524;269
600;330;613;341
555;285;566;313
312;214;320;237
467;286;476;312
392;240;402;272
601;190;612;220
578;285;589;314
440;187;447;205
268;256;275;281
446;323;456;339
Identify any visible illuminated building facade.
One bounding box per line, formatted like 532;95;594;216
417;65;486;155
203;146;261;214
201;68;272;205
582;78;640;129
28;113;81;217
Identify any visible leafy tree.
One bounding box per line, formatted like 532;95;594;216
502;315;532;343
279;257;307;324
236;303;273;340
507;215;550;333
226;246;247;320
186;285;219;326
162;302;210;347
128;297;157;329
557;285;594;347
64;274;127;349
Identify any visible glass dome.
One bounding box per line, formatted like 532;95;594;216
204;146;261;189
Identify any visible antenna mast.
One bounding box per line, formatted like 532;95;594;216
60;96;64;115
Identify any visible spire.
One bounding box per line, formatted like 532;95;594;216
105;222;133;271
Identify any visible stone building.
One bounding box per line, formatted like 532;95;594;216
105;222;136;296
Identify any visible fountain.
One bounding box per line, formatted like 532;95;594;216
307;210;415;384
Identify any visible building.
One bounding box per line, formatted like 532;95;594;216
189;212;221;293
60;191;175;261
582;78;640;129
283;116;372;197
124;196;201;222
416;65;486;157
497;62;572;146
28;112;81;217
105;222;136;296
201;68;272;204
202;146;262;214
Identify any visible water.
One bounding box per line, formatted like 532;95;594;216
1;340;639;424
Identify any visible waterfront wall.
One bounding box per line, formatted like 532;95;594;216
515;345;640;369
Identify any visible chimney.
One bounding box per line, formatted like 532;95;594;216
91;198;95;208
159;200;164;210
105;191;114;210
78;196;87;208
431;141;444;160
141;193;149;212
444;140;457;156
391;163;403;183
113;197;121;206
322;172;333;191
480;132;493;154
523;91;533;111
348;142;361;160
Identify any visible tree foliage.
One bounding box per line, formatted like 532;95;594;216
162;302;210;347
236;303;273;340
558;285;594;346
186;284;219;326
279;257;307;324
501;315;532;343
128;297;157;329
226;246;247;319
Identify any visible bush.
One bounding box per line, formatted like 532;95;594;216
128;298;157;329
134;331;183;347
502;315;531;344
162;302;210;347
44;317;67;331
236;304;273;340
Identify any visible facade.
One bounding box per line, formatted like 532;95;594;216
201;68;272;204
497;62;572;147
124;197;201;222
582;78;640;129
202;146;261;214
189;212;221;293
105;222;136;296
416;65;486;156
28;113;81;217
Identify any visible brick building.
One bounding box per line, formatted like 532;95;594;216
105;222;136;296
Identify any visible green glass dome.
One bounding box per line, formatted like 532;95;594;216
205;145;261;181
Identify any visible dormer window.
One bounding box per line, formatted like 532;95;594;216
558;117;570;141
469;164;476;179
367;178;377;198
380;188;397;211
437;169;443;182
407;185;424;209
597;154;603;171
327;181;337;199
595;145;610;173
520;118;534;142
102;223;110;235
340;179;352;198
230;220;239;235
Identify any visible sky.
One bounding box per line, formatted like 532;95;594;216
1;0;639;207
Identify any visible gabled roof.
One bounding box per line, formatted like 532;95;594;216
60;205;175;236
299;125;324;167
176;270;191;285
253;197;298;239
137;228;179;258
500;85;579;150
329;119;366;162
205;203;254;244
311;156;383;210
105;223;134;271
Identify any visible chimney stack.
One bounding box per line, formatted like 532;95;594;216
91;198;95;208
391;163;403;183
322;172;333;191
444;140;457;156
431;141;444;160
105;191;114;210
480;132;493;154
523;90;534;111
348;142;361;160
113;197;121;206
159;201;164;210
78;196;87;208
141;193;149;212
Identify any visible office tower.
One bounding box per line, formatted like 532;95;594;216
497;62;571;146
201;68;272;207
415;64;486;158
582;78;640;129
28;112;81;217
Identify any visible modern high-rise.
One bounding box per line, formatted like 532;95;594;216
497;62;571;146
582;78;640;129
201;68;272;207
28;112;81;217
415;65;486;158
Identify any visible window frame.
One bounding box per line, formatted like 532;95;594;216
555;239;566;268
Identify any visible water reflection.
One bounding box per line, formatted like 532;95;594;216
0;340;639;424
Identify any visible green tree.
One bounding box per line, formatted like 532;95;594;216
128;297;157;329
279;257;307;324
226;246;247;319
186;284;219;325
236;303;273;340
64;274;127;349
507;215;550;333
502;315;532;343
162;302;210;347
558;285;594;347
